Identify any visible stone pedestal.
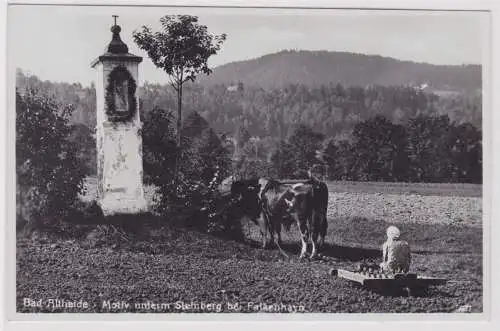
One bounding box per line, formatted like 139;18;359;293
97;122;147;215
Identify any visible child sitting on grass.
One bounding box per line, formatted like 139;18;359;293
379;226;411;274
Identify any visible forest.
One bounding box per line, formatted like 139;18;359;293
16;68;482;189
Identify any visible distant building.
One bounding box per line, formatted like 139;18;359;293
227;81;244;92
419;83;429;90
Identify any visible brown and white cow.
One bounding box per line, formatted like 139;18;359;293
256;179;296;253
283;178;329;259
229;178;291;251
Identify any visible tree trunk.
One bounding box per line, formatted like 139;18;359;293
173;85;183;197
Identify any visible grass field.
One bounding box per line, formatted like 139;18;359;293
325;180;482;197
16;180;483;313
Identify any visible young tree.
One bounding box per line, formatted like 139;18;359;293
133;15;227;192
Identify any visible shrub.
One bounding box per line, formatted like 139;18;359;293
142;108;239;237
16;89;86;230
142;107;178;212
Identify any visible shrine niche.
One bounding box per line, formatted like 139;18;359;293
105;65;137;122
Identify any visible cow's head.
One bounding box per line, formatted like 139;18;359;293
283;183;311;214
230;179;262;218
230;179;259;200
284;193;299;213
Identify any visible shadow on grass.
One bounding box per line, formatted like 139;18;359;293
320;243;381;261
240;235;476;266
245;240;381;262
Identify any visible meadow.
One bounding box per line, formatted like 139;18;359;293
16;180;483;313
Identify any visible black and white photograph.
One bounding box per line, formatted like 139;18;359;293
4;0;493;319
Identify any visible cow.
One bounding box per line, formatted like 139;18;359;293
283;178;329;259
228;178;263;228
228;178;292;251
256;179;296;254
228;178;278;248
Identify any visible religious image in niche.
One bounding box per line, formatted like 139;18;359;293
114;79;129;113
105;65;137;122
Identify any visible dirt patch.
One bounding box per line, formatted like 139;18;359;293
16;216;482;313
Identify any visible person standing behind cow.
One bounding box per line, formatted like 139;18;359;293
379;226;411;274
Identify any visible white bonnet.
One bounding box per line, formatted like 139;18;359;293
386;226;401;240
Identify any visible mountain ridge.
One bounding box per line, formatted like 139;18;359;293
200;50;481;92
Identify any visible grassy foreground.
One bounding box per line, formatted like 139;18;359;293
17;214;482;313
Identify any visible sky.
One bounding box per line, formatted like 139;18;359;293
8;5;488;87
